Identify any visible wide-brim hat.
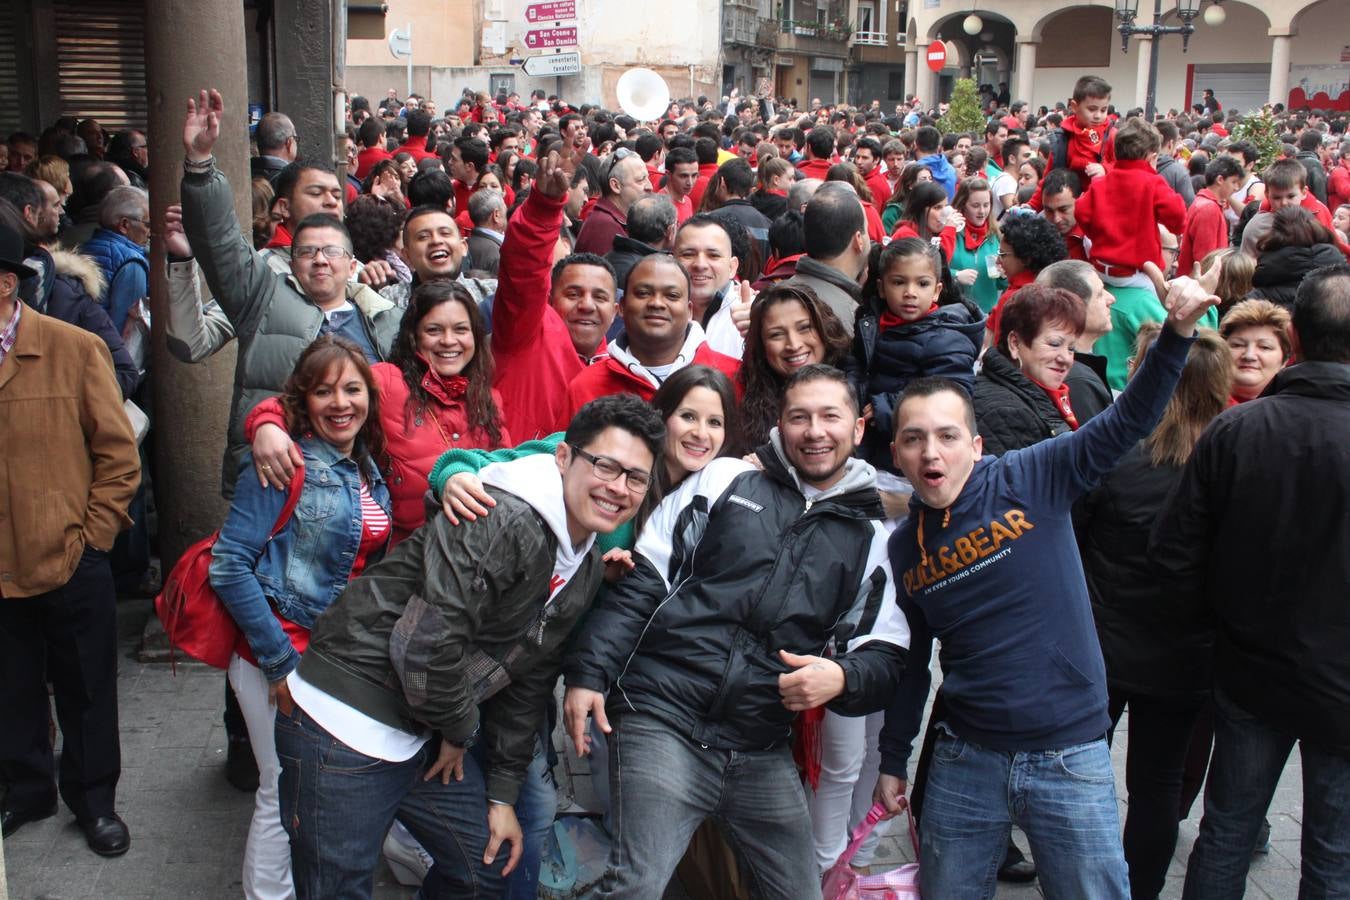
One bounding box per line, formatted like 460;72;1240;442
0;222;37;280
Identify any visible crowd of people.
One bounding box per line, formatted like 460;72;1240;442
1;72;1349;900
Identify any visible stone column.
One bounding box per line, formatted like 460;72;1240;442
1133;35;1153;111
143;1;249;565
1014;38;1037;106
1269;34;1292;106
272;0;337;167
904;49;918;100
914;56;932;106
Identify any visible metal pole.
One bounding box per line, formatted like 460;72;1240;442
1145;0;1161;121
406;22;413;99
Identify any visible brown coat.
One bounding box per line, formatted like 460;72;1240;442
0;305;140;598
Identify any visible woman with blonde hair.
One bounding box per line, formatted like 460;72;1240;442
1219;298;1292;404
1077;324;1233;900
24;155;72;203
1198;247;1254;317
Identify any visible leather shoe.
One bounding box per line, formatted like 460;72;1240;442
2;803;57;838
997;841;1037;883
80;814;130;857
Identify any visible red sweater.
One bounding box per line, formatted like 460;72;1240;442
244;364;508;545
556;330;740;430
796;158;833;181
689;162;721;211
1329;160;1350;211
863;167;892;215
1075;159;1186;270
355;146;392;181
397;134;439;163
574;197;628;256
1178;188;1228;276
492;190;609;441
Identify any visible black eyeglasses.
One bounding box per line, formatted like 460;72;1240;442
568;443;653;493
604;147;636;183
294;245;352;261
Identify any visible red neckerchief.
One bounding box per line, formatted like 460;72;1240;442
961;218;990;251
879;302;938;330
414;355;469;406
266;221;293;249
1028;374;1079;430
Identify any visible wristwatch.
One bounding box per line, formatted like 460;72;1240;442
447;723;480;750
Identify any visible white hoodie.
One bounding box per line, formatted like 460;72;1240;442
606;321;716;390
479;453;595;602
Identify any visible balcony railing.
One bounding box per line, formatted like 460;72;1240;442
853;30;887;45
780;18;852;41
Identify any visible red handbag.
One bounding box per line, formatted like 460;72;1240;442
155;468;305;669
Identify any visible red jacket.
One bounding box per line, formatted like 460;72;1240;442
555;325;740;430
1075;160;1186;270
244;364;508;545
796;158;833;181
574;196;628;256
689;162;721;211
355;146;392;181
492;189;609;441
1330;159;1350;211
888;221;957;262
398;134;439;163
1178;188;1228;275
1060;117;1117;180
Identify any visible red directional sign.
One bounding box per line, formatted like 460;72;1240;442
524;26;578;49
525;0;576;22
926;40;947;72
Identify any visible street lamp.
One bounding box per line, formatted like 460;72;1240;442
1115;0;1206;120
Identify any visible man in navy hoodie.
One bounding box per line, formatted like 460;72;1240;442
872;271;1217;899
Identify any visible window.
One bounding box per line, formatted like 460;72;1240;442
857;4;873;33
889;71;904;99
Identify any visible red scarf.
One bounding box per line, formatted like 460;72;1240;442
1030;375;1079;430
961;218;990;252
266;221;293;250
879;302;939;330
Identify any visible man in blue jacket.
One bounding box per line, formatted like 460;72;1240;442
873;271;1217;899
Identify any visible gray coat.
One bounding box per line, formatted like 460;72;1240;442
782;256;863;336
181;165;402;497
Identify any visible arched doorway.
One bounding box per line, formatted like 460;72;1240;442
928;10;1016;105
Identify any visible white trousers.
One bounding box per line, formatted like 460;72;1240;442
228;653;296;900
808;709;889;871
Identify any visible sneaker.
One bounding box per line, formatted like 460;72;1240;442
1253;818;1272;855
383;821;434;887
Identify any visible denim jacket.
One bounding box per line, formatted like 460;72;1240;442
209;437;390;682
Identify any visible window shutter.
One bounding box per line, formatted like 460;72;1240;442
53;0;148;132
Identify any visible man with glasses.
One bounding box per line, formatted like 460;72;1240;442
563;364;909;899
82;185;151;334
575;147;651;256
276;394;666;898
179;89;402;497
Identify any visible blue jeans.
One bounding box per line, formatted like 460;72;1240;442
503;735;555;900
597;711;819;899
275;704;506;899
1182;687;1350;900
919;723;1128;900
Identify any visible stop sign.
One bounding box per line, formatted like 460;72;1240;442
926;40;947;72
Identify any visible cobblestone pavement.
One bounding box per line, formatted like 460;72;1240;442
1;600;1307;899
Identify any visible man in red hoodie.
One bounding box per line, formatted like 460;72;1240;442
796;126;836;181
491;140;626;440
397;109;439;163
556;253;739;428
852;137;891;217
1178;155;1244;275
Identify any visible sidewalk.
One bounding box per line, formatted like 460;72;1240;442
2;599;1306;899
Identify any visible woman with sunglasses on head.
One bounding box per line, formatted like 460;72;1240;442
210;336;392;900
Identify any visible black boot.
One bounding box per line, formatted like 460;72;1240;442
224;734;259;792
997;839;1037;883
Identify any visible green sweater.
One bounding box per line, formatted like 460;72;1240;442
1096;284;1220;391
429;432;634;553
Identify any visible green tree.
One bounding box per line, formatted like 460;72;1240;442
939;78;986;135
1228;107;1281;170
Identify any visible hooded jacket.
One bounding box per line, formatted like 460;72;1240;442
1250;243;1346;309
845;296;985;470
181;164;402;497
298;454;605;803
1151;362;1350;753
555;322;740;430
879;325;1192;774
565;438;909;750
917;152;957;200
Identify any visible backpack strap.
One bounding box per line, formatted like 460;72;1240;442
267;464;306;539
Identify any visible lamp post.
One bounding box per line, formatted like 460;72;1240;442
1115;0;1204;120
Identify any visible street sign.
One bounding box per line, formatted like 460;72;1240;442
925;40;946;72
388;26;412;60
521;52;581;77
523;26;578;50
525;0;576;23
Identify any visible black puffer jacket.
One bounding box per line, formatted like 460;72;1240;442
1077;441;1210;698
1251;243;1344;308
565;440;908;751
844;296;985;470
973;348;1071;455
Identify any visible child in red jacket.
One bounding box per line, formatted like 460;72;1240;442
1178;155;1245;275
1028;75;1116;212
1075;118;1186;290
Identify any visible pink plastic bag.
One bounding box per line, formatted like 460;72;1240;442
820;802;921;899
